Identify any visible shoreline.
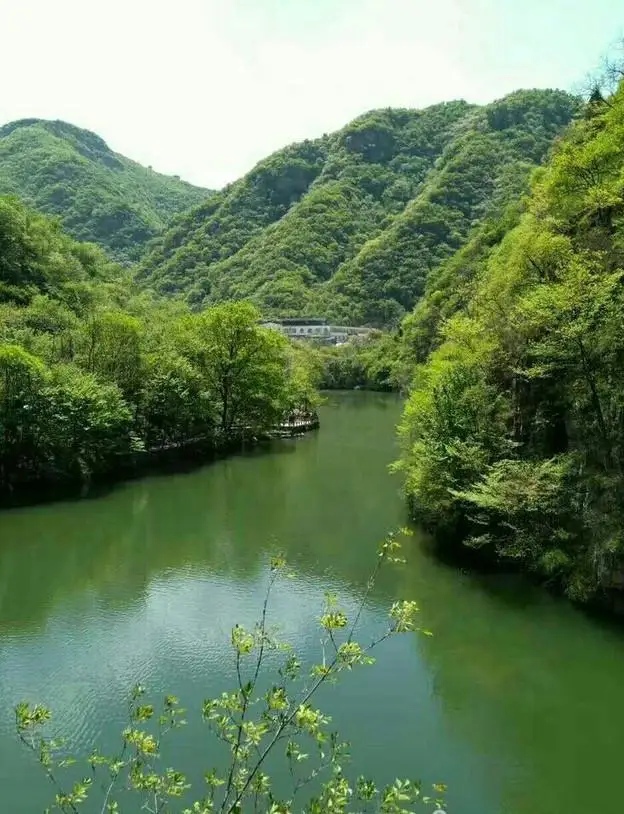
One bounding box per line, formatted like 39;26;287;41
0;415;320;511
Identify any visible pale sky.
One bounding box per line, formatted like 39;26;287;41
1;0;622;189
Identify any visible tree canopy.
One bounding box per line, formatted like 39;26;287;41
0;196;319;495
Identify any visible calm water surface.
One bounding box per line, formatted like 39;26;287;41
1;392;624;813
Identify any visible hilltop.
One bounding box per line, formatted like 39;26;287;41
138;89;580;325
0;119;211;262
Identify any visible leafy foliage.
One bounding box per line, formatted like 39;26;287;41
313;333;401;392
396;79;624;604
0;119;210;262
15;535;448;814
0;196;319;495
139;91;580;325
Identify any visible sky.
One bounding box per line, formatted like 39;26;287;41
1;0;622;189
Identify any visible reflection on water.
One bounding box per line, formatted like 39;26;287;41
0;392;623;813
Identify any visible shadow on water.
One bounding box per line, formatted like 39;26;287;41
0;394;401;633
395;526;624;814
412;525;545;607
0;432;311;512
417;519;624;623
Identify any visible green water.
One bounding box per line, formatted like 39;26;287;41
1;392;624;813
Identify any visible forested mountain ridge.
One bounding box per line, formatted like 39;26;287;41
0;119;210;263
138;137;330;297
396;79;624;606
138;90;580;325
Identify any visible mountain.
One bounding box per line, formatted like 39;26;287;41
396;80;624;606
138;90;580;325
0;119;210;262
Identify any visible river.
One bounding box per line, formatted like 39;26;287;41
1;391;624;813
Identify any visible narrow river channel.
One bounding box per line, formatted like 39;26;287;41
1;392;624;813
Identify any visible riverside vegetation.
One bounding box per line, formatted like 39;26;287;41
395;74;624;606
0;195;319;496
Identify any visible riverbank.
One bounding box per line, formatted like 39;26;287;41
0;412;320;509
419;516;624;617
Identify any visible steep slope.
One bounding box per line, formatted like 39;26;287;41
139;101;474;309
140;138;329;297
0;119;210;262
392;198;527;385
139;91;580;324
324;90;578;324
396;81;624;606
198;102;475;313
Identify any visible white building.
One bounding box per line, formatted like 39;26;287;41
260;317;372;345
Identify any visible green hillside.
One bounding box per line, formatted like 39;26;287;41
139;90;580;325
396;80;624;605
139;138;329;296
0;119;210;262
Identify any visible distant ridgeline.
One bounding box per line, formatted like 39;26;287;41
0;93;580;324
138;89;580;326
0;119;211;263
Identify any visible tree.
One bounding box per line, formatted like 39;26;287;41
39;365;134;480
139;351;213;449
78;311;145;404
181;302;291;436
0;343;47;489
283;343;322;418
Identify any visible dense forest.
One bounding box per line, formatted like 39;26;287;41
0;119;210;263
395;77;624;606
138;89;580;325
0;195;318;495
3;78;624;609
